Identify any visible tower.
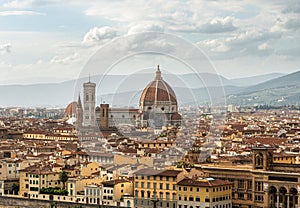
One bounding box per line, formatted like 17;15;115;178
83;78;96;127
76;94;83;129
100;104;109;129
252;147;274;171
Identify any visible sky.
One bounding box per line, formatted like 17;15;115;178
0;0;300;85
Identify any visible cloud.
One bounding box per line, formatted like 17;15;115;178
0;43;12;54
0;10;45;16
282;1;300;14
50;53;79;65
284;18;300;30
127;22;164;35
199;39;229;52
82;26;118;44
198;28;280;58
198;16;237;33
2;0;62;8
257;43;270;51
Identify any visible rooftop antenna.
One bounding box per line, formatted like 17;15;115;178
89;73;90;82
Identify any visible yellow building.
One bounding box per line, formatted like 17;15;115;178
134;168;181;208
177;177;232;208
23;131;78;141
138;140;174;149
81;161;102;177
273;152;298;164
19;164;63;198
198;147;300;208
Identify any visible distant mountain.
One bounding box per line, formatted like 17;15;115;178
0;71;299;107
0;72;234;107
227;71;300;106
98;85;243;108
245;71;300;92
230;73;285;87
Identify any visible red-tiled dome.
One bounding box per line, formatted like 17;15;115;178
65;101;78;116
171;112;182;121
140;66;177;106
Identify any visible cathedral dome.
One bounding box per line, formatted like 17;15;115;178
140;65;177;107
65;101;78;117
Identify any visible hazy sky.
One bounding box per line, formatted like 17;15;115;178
0;0;299;85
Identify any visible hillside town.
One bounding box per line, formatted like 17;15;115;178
0;69;300;208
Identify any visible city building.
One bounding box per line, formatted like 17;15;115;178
177;177;232;208
139;65;181;128
134;168;181;208
83;78;96;128
75;66;182;132
199;147;300;208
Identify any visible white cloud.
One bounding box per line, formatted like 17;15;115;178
198;16;237;33
2;0;63;8
82;26;118;44
258;43;270;51
127;22;164;35
50;53;79;65
0;10;45;16
0;43;12;54
199;39;229;52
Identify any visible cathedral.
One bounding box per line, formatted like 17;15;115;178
70;65;181;132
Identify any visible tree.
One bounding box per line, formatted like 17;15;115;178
59;171;68;189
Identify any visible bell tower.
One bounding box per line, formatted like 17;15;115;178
83;77;96;127
252;147;274;171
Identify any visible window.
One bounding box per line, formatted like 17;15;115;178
160;183;163;189
147;182;150;188
166;184;169;190
166;192;170;200
159;192;163;199
172;193;176;200
173;185;176;190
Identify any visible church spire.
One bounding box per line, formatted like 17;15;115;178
77;93;82;109
155;64;162;80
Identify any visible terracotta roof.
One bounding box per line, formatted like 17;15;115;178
140;69;177;106
177;178;231;187
155;169;182;177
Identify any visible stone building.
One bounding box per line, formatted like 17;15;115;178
199;147;300;208
75;66;182;132
139;65;181;128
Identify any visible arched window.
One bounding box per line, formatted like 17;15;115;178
127;200;131;208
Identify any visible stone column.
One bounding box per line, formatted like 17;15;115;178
277;193;280;208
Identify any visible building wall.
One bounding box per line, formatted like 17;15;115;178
177;183;232;208
83;82;96;127
114;181;133;202
134;174;177;208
